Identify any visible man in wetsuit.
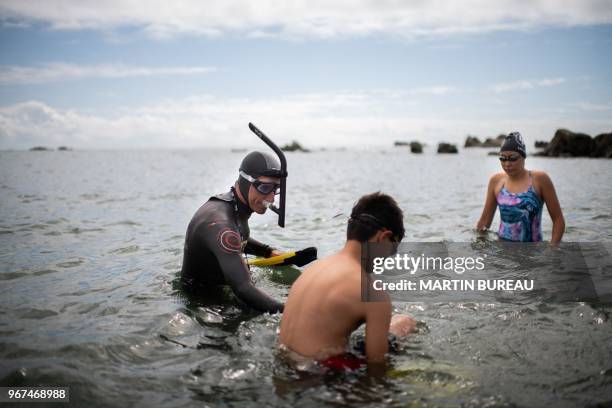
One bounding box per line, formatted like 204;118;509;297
181;151;285;313
279;192;416;369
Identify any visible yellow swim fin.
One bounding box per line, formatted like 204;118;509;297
248;251;296;266
248;247;317;267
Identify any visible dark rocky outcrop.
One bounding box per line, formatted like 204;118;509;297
394;141;409;147
539;129;611;157
281;141;310;152
57;146;72;151
464;136;482;147
437;143;458;154
534;141;549;149
592;133;612;158
482;135;506;147
410;141;423;153
464;134;505;148
545;129;592;157
29;146;52;151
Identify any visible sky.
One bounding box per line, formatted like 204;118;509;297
0;0;611;150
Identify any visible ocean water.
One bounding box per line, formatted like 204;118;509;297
0;148;611;407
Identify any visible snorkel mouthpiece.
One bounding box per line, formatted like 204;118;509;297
262;200;282;216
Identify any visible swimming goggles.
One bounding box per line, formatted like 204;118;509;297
499;155;520;162
239;171;280;195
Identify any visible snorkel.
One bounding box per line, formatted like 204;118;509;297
248;123;288;228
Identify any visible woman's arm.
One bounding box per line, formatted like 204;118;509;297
476;174;501;231
537;172;565;243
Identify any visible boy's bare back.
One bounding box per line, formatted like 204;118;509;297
279;252;369;359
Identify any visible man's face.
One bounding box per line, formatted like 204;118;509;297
248;176;280;214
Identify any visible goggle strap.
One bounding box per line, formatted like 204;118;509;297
350;213;403;241
239;171;256;183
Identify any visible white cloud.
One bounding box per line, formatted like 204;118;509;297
490;77;566;93
570;101;612;111
409;86;458;96
0;63;217;85
2;94;611;150
1;0;611;39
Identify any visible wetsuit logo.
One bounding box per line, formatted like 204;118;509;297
217;228;242;254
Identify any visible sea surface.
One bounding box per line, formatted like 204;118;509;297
1;148;611;407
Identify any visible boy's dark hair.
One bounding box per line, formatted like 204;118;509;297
347;192;405;242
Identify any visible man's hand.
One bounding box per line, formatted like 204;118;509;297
389;314;417;337
269;249;283;257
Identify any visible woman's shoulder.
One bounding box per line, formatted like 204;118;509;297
530;170;552;184
488;173;506;195
529;170;555;199
489;172;506;183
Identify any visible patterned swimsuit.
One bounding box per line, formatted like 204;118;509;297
496;172;543;242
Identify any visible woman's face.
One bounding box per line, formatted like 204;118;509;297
499;151;525;176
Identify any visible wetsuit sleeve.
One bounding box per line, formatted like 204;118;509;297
202;222;283;313
244;237;274;257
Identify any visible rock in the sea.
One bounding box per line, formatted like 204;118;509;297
410;141;423;153
482;134;506;148
394;141;409;147
464;136;482;148
437;143;458;154
57;146;73;151
543;129;594;157
281;141;310;152
29;146;52;151
534;141;549;149
592;133;612;158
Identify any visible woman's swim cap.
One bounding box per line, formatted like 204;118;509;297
500;131;526;158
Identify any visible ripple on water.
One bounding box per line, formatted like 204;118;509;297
66;227;105;234
18;194;46;203
104;220;142;227
17;308;58;319
75;302;103;315
56;258;85;268
194;307;224;324
0;269;58;281
108;245;140;255
97;306;121;317
160;311;199;337
79;193;103;200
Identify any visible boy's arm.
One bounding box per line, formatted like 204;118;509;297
364;300;392;363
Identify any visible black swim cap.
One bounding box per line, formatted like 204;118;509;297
240;151;283;178
237;151;283;208
500;131;526;158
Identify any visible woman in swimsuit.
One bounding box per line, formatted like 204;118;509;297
476;132;565;243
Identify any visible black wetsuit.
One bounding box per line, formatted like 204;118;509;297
181;189;284;313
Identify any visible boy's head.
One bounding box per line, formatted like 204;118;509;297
347;192;405;243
